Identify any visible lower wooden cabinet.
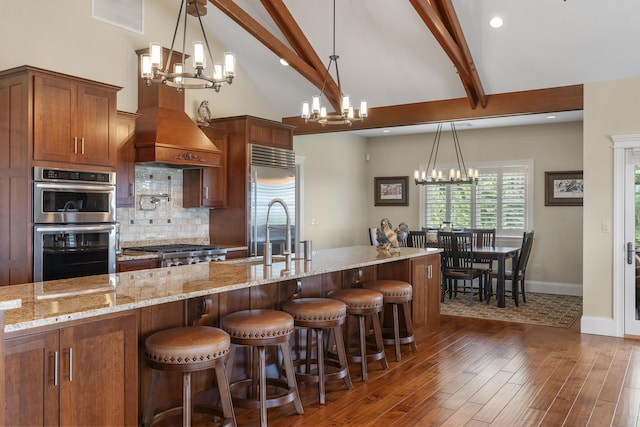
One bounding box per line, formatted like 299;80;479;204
411;254;441;330
4;313;138;426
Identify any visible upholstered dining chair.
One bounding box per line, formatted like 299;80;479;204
438;230;486;304
486;230;534;306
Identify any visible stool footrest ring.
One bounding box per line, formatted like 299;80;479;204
229;378;297;410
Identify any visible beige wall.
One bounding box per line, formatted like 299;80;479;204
582;77;640;331
294;133;369;249
0;0;279;121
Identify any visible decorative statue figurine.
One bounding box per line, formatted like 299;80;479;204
375;219;409;250
197;100;212;126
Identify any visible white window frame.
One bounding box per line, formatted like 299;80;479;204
417;159;534;239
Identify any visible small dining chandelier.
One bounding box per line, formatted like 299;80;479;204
414;122;479;186
301;0;367;126
140;0;236;92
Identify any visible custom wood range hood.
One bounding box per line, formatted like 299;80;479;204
134;48;221;168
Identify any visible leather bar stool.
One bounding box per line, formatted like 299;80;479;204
221;309;304;427
363;279;418;361
329;288;388;382
282;298;353;404
142;326;236;427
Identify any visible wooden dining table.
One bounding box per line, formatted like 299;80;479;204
473;246;521;308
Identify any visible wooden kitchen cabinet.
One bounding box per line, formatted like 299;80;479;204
4;313;138;426
33;73;118;168
0;66;121;285
410;254;441;330
206;116;295;247
183;126;230;208
116;111;140;207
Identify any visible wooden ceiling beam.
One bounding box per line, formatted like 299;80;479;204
435;0;487;108
259;0;341;110
207;0;329;96
409;0;486;109
282;85;583;135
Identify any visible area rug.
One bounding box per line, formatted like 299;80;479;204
440;292;582;328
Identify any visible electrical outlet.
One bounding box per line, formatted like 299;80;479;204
311;217;319;225
602;220;611;233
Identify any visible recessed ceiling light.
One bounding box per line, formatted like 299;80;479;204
382;129;390;133
279;58;289;66
546;115;557;119
489;16;503;28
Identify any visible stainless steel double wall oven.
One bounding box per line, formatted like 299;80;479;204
33;167;117;282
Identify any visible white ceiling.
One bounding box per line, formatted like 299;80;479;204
197;0;640;133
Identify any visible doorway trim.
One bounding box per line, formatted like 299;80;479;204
612;134;640;337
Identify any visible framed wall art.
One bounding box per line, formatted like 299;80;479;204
545;170;583;206
374;176;409;206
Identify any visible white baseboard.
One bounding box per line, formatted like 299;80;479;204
580;316;620;337
525;280;583;296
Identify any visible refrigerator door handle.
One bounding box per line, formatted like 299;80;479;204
252;169;258;257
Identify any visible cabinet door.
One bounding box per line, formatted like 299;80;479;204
116;112;138;207
425;254;441;330
410;254;441;330
5;331;59;426
33;75;77;163
59;314;138;427
184;127;229;208
76;84;116;167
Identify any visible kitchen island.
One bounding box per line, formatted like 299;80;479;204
0;245;441;426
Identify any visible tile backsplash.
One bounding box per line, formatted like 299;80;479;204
117;165;210;247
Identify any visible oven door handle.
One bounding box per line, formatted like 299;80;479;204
33;224;117;233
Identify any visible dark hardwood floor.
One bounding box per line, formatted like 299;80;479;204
227;315;640;427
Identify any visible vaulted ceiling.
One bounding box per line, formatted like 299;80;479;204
194;0;640;135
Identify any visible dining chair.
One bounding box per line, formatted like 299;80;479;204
408;230;427;248
487;230;534;306
467;228;496;280
438;231;486;304
369;227;378;246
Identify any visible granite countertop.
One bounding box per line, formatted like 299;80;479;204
0;246;439;333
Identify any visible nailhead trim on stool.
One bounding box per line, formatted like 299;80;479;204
364;280;418;362
142;326;236;427
282;298;353;404
221;309;304;427
329;288;388;382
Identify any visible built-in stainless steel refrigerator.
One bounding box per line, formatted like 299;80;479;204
248;144;297;257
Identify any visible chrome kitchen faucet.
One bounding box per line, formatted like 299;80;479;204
264;198;291;266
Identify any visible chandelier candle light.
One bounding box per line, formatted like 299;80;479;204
414;122;479;186
140;0;235;92
301;0;367;126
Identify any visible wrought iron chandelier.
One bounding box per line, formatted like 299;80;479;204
301;0;367;126
140;0;235;92
414;122;479;186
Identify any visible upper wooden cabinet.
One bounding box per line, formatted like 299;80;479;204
183;126;230;208
213;115;294;150
116;111;140;207
33;73;119;168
